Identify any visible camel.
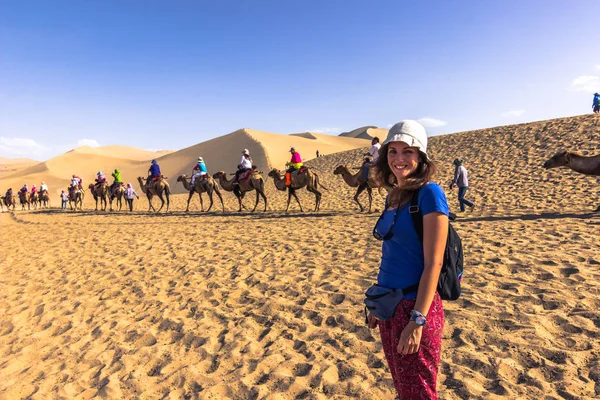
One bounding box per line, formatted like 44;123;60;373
333;165;390;212
68;187;84;211
88;182;109;211
267;167;326;212
18;191;30;211
108;184;125;212
30;192;39;209
177;174;224;213
137;176;171;212
38;190;50;208
543;150;600;211
2;194;16;211
212;170;267;212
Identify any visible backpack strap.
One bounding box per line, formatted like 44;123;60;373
403;188;423;295
409;188;424;243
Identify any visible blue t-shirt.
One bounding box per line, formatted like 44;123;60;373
196;162;208;173
375;183;449;299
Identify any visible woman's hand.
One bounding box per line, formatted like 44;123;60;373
367;313;379;329
397;322;423;354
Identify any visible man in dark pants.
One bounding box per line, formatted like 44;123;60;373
449;158;475;212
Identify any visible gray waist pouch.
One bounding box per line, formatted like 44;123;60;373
364;285;404;323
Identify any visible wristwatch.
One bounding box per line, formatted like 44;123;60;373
410;310;427;326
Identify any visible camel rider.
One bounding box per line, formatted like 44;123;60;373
234;149;253;187
594;93;600;113
147;159;161;185
31;184;38;196
111;168;123;192
5;188;13;198
361;136;380;182
94;171;107;191
285;147;303;186
191;157;208;187
40;181;48;192
71;174;82;190
20;184;28;194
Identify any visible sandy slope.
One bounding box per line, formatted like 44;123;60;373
0;158;39;180
2;114;600;399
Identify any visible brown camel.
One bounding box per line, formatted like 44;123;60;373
333;165;390;212
88;182;109;211
30;192;39;209
212;170;267;212
39;189;50;208
543;150;600;211
68;187;84;211
267;167;326;212
177;174;224;212
108;184;125;212
18;191;30;210
2;194;16;211
137;176;171;212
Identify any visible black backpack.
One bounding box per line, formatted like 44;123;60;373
402;188;464;300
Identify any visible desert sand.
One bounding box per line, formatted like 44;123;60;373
2;115;600;399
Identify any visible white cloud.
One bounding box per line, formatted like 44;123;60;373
76;139;100;147
0;137;49;157
501;110;525;118
416;118;448;128
570;75;600;93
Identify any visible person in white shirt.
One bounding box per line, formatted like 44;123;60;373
234;149;253;186
366;136;381;162
40;181;49;192
362;137;381;182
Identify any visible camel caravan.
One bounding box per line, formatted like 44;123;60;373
8;136;600;215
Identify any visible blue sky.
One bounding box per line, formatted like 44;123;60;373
1;0;599;160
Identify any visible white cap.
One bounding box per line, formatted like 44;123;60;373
198;157;203;162
242;149;249;155
383;120;428;154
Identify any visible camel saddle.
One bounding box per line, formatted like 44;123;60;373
151;175;165;184
111;183;124;196
287;166;309;185
238;169;254;182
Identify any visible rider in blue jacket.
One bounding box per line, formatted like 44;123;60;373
147;160;161;185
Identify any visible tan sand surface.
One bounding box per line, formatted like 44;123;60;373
0;158;39;180
2;114;600;399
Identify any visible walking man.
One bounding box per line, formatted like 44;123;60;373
449;158;475;212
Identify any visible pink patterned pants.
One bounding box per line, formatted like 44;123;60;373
378;293;444;399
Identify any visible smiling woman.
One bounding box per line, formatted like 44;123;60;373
367;120;450;399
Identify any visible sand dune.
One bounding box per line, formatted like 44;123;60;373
0;156;38;165
0;157;40;180
68;145;174;161
339;126;388;140
2;115;600;399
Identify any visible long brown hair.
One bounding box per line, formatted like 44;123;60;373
374;142;437;208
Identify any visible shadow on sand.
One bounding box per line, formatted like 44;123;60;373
455;210;600;224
